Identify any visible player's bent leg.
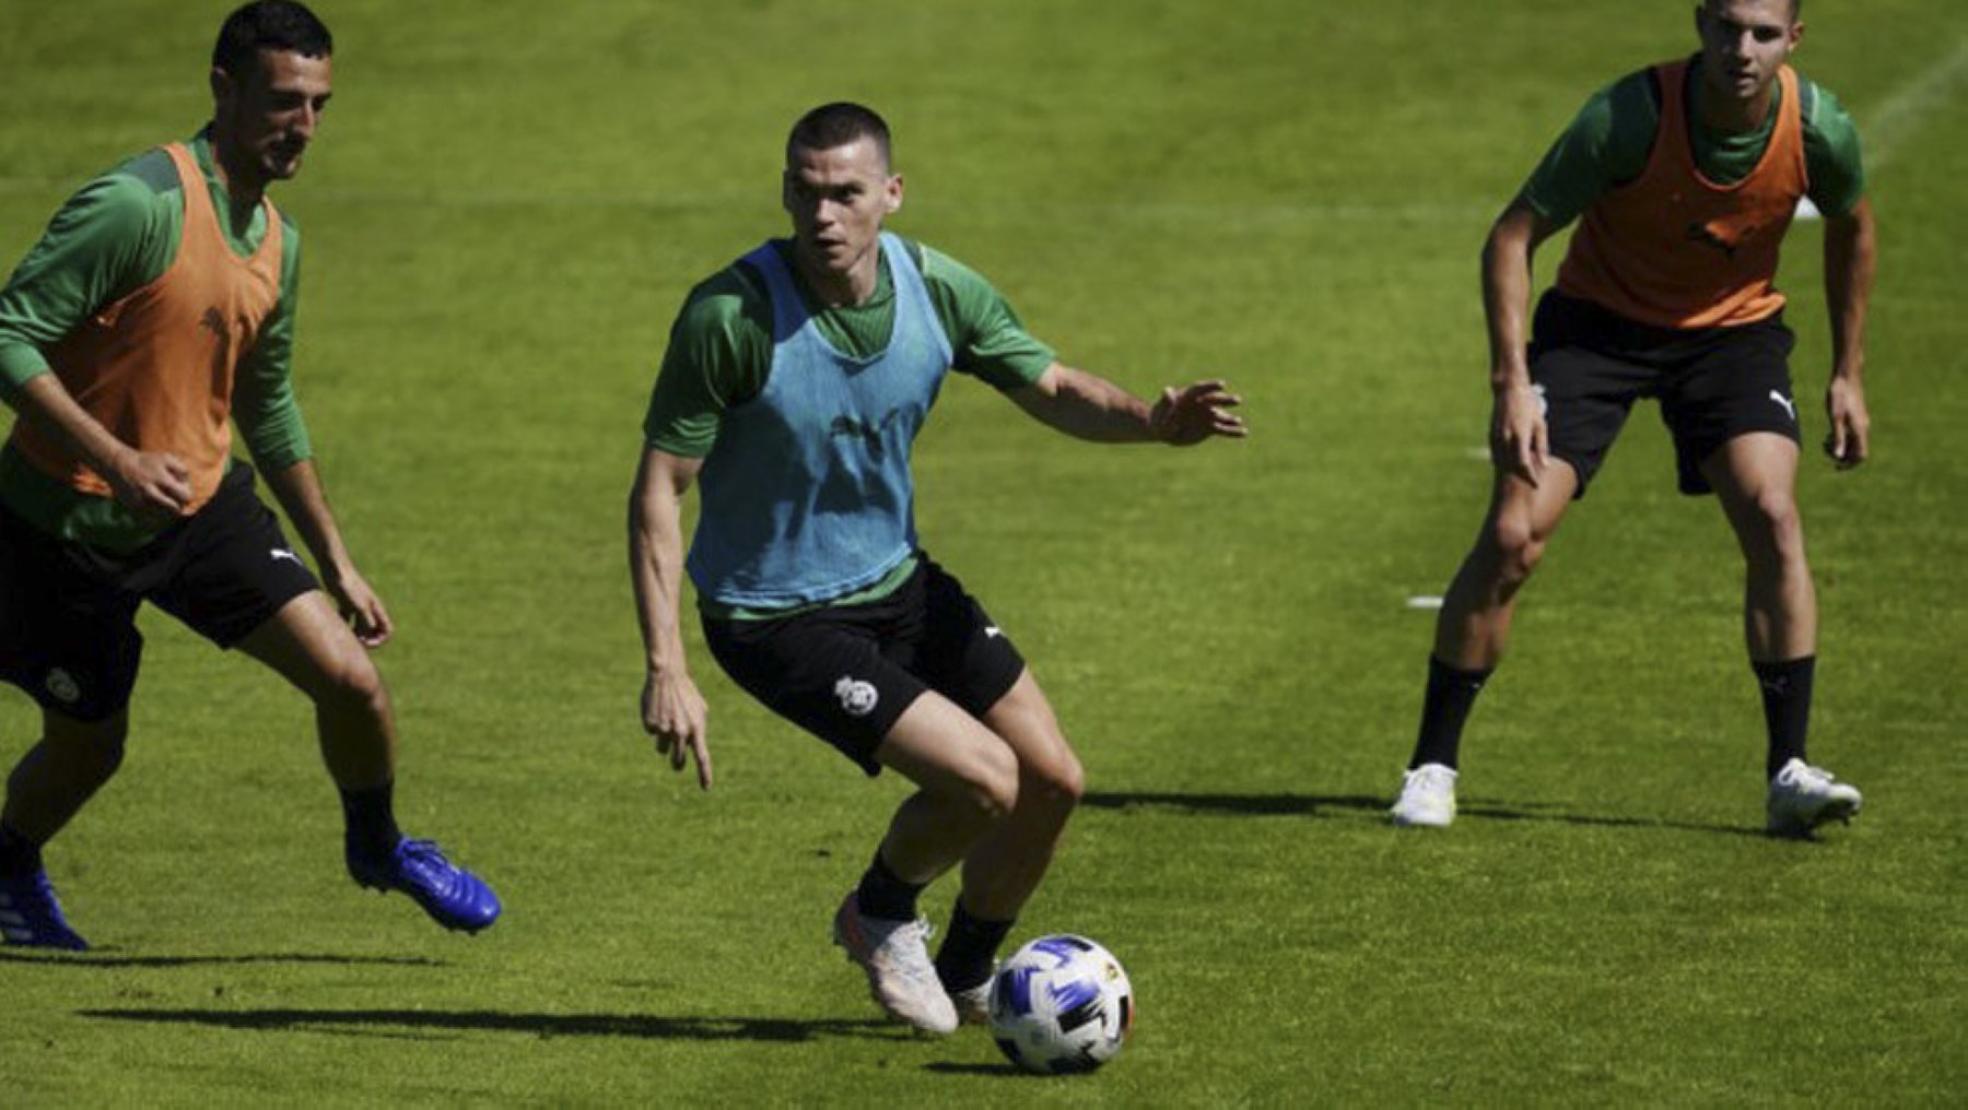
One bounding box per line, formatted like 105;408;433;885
3;708;129;847
1398;465;1578;826
830;692;1018;1035
1703;433;1815;661
0;709;127;950
871;691;1020;882
940;668;1082;1022
959;669;1082;921
235;592;500;933
1703;433;1857;833
235;590;395;789
1434;464;1580;670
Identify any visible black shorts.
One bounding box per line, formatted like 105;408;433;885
701;556;1027;776
1528;290;1802;497
0;461;319;722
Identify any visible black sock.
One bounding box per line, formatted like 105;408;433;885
854;849;926;923
339;781;402;863
0;821;44;878
1408;656;1492;770
934;898;1014;992
1754;656;1815;779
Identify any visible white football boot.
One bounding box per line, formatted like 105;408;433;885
831;891;958;1035
1391;763;1458;828
1766;758;1862;836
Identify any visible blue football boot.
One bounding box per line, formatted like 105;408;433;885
348;838;500;934
0;869;90;950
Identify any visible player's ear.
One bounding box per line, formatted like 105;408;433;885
209;66;233;110
885;173;904;215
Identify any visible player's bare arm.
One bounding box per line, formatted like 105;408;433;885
1008;362;1245;445
1481;199;1568;483
629;446;712;790
1823;197;1875;468
262;458;393;646
14;373;193;518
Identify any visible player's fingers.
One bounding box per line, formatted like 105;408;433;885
691;733;714;791
365;598;395;644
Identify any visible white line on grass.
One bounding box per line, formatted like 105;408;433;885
1794;38;1968;221
1860;38;1968;173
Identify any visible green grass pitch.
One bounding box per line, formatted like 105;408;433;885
2;1;1964;1103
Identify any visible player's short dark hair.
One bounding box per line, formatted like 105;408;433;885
787;102;892;170
212;1;333;81
1704;0;1803;20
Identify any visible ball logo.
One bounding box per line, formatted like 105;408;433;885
44;668;81;705
833;676;879;718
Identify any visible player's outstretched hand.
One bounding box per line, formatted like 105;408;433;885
108;448;194;520
1825;377;1870;469
328;567;394;648
1490;382;1550;484
643;669;712;790
1150;379;1246;445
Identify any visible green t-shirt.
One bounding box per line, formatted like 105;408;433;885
0;129;311;550
1521;59;1866;227
644;235;1055;617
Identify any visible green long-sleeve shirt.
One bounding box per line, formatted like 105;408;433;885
0;129;311;549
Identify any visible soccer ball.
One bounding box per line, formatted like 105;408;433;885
988;934;1134;1075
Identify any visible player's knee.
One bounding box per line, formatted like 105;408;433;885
319;647;390;719
1750;492;1805;561
1024;747;1084;815
1486;515;1549;583
966;741;1020;822
43;715;128;779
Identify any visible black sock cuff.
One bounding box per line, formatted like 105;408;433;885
935;898;1016;991
338;780;402;860
0;820;45;877
856;849;927;922
1752;655;1816;679
1429;655;1494;689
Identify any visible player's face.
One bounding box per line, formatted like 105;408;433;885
213;49;333;183
782;137;902;286
1695;0;1801;106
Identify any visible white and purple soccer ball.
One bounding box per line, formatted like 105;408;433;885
988;934;1135;1075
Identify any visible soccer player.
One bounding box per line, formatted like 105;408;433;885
1391;0;1873;836
629;103;1244;1035
0;1;498;948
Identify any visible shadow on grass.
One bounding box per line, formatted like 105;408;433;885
78;1007;901;1043
923;1062;1042;1079
1082;790;1770;838
0;952;446;969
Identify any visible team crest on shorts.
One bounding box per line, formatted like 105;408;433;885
834;676;879;718
44;668;81;705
